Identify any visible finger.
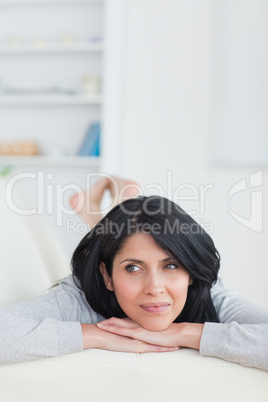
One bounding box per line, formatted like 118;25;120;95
97;318;138;329
100;331;180;354
97;323;137;337
97;323;159;347
140;344;180;354
114;338;179;354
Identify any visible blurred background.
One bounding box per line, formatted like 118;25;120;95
0;0;267;307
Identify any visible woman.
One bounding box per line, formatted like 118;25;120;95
0;176;268;369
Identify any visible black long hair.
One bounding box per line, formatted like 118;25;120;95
72;196;220;323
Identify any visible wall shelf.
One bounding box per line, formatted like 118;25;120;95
0;0;123;175
0;94;103;106
0;155;101;167
0;0;103;6
0;0;123;256
0;42;104;54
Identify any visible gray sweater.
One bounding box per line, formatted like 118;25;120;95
0;276;268;370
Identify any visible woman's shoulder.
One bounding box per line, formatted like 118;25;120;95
55;275;105;323
0;274;105;325
57;274;82;293
211;277;227;292
210;277;239;301
210;277;268;324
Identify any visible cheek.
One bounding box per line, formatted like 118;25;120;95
171;278;190;302
112;278;138;306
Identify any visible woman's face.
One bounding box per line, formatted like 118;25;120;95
100;233;192;331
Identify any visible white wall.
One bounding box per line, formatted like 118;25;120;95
2;0;267;308
121;0;268;307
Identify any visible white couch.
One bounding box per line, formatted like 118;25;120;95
1;177;268;401
0;177;70;306
1;348;268;402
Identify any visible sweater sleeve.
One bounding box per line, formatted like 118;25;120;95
0;276;101;365
200;278;268;370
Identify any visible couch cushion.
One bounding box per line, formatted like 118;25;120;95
0;348;267;402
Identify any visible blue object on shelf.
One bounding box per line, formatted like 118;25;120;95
78;123;100;156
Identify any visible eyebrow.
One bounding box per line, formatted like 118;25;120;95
119;257;175;265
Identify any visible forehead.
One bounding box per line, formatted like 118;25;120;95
114;233;168;260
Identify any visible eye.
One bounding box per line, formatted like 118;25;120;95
164;263;179;270
125;264;141;273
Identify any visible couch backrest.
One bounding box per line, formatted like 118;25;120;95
0;177;69;306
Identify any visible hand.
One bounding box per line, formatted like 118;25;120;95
81;323;180;354
97;318;204;350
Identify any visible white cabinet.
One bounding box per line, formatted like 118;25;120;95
0;0;123;172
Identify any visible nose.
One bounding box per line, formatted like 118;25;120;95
143;271;165;297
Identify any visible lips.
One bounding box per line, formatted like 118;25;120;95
140;302;170;314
